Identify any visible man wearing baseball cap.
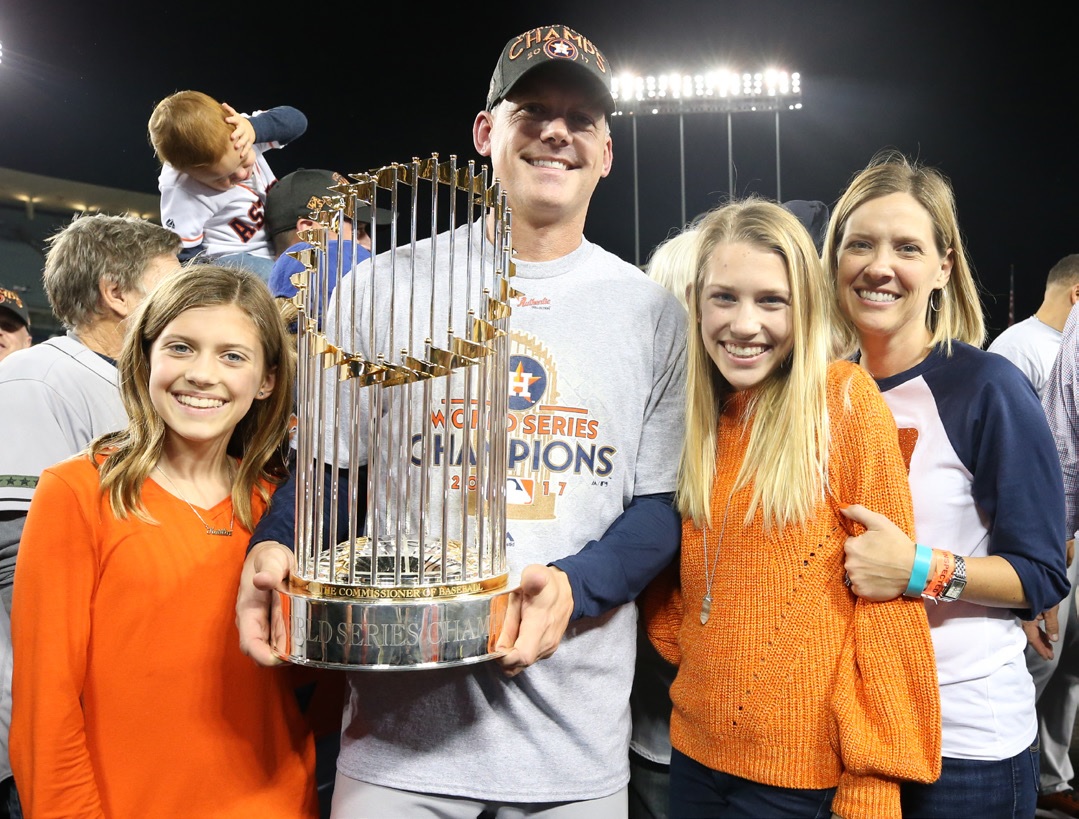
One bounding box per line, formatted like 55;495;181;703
238;23;685;818
265;168;394;303
0;287;32;365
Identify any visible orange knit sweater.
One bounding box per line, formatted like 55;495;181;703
644;360;941;819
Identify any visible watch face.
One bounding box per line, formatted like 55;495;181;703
940;577;966;601
940;556;967;602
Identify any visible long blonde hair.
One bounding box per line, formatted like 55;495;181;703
822;148;985;355
679;198;840;530
92;264;296;531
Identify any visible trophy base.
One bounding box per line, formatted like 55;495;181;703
270;574;518;670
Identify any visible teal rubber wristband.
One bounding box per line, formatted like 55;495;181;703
904;543;933;597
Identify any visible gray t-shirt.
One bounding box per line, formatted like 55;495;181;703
322;223;686;801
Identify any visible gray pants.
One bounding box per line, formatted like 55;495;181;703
330;774;629;818
1026;553;1079;795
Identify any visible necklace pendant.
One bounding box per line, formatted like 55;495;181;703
700;595;712;625
155;465;235;538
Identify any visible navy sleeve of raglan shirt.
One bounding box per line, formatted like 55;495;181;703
925;345;1069;618
248;456;364;553
248;106;307;147
551;492;681;620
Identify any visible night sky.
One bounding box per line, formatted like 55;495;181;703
1;1;1075;340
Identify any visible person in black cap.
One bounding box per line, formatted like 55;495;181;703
0;287;32;365
0;283;30;814
237;22;686;818
265;168;392;306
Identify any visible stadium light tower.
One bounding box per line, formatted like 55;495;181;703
611;68;802;265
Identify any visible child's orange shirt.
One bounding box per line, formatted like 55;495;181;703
10;454;318;818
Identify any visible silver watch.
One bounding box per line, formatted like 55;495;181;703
939;555;967;602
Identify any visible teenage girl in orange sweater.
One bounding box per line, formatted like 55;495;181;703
643;198;941;819
10;265;317;818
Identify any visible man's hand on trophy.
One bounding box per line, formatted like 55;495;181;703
236;540;295;666
495;564;574;678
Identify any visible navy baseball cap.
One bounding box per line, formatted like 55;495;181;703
486;25;615;113
266;169;394;236
0;286;30;328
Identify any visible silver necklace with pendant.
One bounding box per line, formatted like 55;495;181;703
154;464;235;537
700;490;734;625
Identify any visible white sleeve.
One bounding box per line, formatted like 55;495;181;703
158;165;214;250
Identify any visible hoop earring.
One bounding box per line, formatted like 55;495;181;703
929;288;944;313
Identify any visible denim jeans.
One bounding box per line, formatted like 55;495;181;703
629;749;670;819
0;778;22;819
901;742;1040;819
214;252;274;282
668;748;835;818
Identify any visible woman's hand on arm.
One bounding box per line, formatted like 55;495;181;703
840;504;914;601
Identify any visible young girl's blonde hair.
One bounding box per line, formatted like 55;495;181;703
679;197;842;530
92;264;296;531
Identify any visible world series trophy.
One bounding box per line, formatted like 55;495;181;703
268;154;520;670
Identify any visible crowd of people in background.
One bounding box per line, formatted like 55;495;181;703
0;21;1077;819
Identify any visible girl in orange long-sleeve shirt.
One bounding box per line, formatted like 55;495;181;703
642;199;941;819
10;265;317;818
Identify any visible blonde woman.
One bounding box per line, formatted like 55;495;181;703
10;265;316;818
644;198;941;818
826;150;1069;818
